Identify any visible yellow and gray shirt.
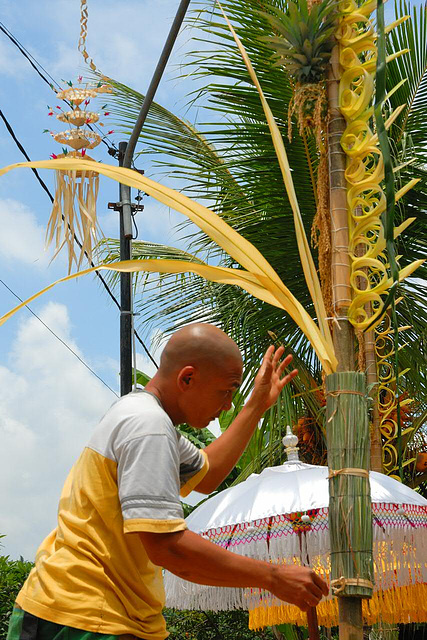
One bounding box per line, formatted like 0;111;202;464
16;391;209;640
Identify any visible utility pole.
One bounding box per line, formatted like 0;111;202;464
118;140;133;396
108;0;192;397
108;141;143;396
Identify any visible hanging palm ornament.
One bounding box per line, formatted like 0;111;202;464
46;85;102;272
43;0;112;272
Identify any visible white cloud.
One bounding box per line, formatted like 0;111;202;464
0;308;217;559
40;0;184;91
0;38;32;79
0;299;231;559
0;302;118;560
0;198;50;267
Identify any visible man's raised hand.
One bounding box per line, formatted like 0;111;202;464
249;345;298;414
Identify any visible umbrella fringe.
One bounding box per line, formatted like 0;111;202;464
164;504;427;624
165;579;427;628
165;574;247;611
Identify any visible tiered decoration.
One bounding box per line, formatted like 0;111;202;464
45;80;112;272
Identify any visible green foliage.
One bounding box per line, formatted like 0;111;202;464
0;552;33;640
260;0;337;83
134;369;152;387
163;608;274;640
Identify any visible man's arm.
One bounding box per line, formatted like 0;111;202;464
196;346;297;494
140;529;328;611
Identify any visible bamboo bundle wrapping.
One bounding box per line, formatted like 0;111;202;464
326;371;374;598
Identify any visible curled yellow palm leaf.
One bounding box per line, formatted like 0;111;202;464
0;159;337;373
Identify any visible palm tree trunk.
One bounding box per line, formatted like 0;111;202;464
326;44;372;640
327;46;353;371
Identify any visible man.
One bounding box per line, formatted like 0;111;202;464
9;323;328;640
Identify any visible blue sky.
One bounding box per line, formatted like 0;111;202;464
0;0;422;560
0;0;209;560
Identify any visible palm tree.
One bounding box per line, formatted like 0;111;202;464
100;0;426;487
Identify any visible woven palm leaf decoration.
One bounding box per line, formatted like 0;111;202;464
44;0;112;272
46;85;104;271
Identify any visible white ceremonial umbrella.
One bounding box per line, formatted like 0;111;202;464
165;428;427;630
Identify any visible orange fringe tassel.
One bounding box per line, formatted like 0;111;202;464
248;583;427;630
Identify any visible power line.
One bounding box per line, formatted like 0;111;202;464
0;278;119;398
0;21;117;153
0;107;54;204
0;22;159;368
0;22;57;91
0;106;158;370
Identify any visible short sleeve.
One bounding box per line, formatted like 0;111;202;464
116;432;187;534
179;435;209;498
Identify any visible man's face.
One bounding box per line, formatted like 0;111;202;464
180;359;242;429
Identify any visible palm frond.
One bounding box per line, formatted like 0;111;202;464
386;0;427;158
99;0;426;476
103;1;320;360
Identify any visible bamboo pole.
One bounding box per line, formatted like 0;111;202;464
326;44;374;640
338;596;363;640
327;45;353;373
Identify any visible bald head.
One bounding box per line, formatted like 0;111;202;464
146;324;242;427
159;323;242;376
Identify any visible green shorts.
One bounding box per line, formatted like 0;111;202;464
7;608;145;640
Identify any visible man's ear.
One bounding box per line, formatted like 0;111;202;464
177;366;196;391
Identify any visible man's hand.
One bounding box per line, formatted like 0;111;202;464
248;346;298;415
268;564;329;612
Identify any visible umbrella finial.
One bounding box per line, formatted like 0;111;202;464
283;425;300;462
